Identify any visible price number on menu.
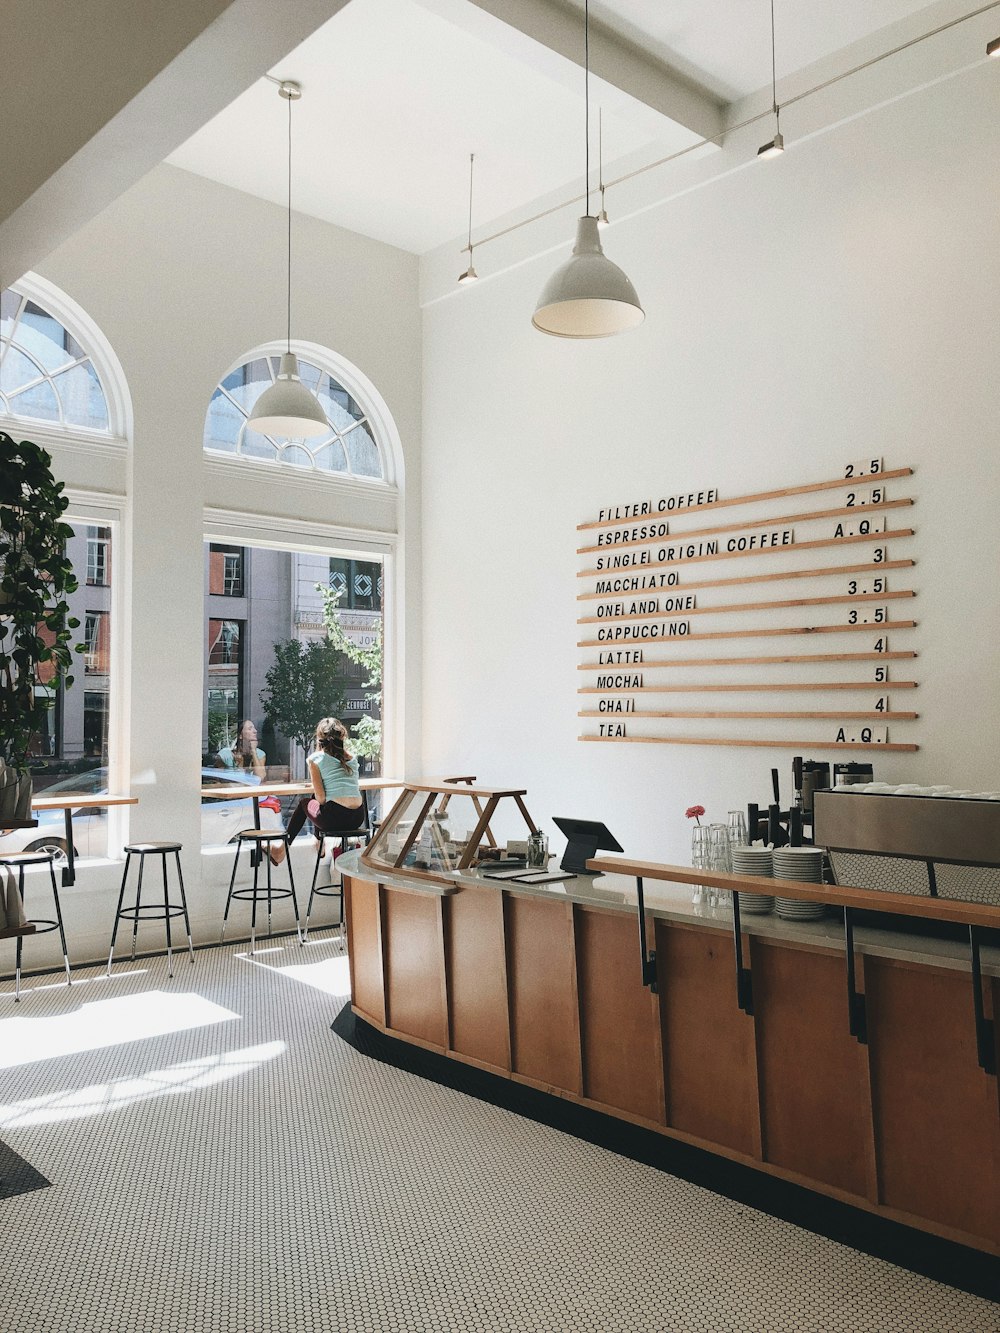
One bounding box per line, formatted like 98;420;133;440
873;663;890;683
873;636;889;654
844;486;885;508
847;576;886;596
847;605;888;626
835;514;887;539
844;457;883;479
835;725;889;745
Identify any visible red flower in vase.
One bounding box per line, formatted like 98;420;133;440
685;805;706;824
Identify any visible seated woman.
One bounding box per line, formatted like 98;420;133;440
216;719;266;780
270;717;364;864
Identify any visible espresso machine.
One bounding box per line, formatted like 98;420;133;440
747;757;873;847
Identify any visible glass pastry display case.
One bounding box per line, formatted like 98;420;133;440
360;780;537;885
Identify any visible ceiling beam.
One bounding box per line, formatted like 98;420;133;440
0;0;353;289
426;0;723;143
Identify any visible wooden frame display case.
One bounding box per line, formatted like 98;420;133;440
360;780;537;885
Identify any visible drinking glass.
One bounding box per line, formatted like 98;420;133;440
727;810;749;847
707;823;731;907
690;825;712;904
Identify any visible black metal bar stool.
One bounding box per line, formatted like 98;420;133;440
304;797;372;941
221;830;302;955
0;851;70;1002
107;841;193;978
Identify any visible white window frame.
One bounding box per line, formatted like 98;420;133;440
202;510;401;780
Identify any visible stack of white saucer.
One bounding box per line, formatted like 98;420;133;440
772;846;826;920
730;845;775;914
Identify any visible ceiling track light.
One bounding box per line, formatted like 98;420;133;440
988;36;1000;57
248;79;329;440
458;153;479;285
758;0;785;160
532;0;642;338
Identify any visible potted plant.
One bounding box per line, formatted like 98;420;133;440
0;432;83;820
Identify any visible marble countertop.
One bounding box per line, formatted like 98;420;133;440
341;851;1000;979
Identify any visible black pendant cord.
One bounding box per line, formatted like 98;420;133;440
467;153;475;256
286;92;292;355
585;0;590;216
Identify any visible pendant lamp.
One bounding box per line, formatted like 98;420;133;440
249;80;329;439
532;0;642;338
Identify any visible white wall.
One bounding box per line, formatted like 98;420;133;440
12;164;421;967
420;64;1000;865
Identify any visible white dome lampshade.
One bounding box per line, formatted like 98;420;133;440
248;352;329;438
532;217;644;338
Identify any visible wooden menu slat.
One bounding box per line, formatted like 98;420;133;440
578;709;917;721
576;497;913;556
578;681;918;693
579;735;919;752
578;589;913;626
577;620;916;648
576;558;914;601
577;529;914;578
576;467;913;532
578;650;916;670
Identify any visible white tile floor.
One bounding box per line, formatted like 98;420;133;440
1;936;997;1333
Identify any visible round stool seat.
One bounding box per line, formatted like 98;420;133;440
236;829;289;843
0;851;57;867
123;841;182;855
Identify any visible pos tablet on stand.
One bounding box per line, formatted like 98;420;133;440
552;818;623;876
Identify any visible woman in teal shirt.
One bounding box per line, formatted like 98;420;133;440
271;717;364;863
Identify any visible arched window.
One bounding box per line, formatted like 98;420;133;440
204;354;387;480
0;288;111;432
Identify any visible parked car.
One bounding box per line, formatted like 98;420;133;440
0;767;284;863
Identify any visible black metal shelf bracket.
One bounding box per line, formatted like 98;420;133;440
969;926;996;1076
634;876;657;992
732;893;754;1016
844;907;867;1044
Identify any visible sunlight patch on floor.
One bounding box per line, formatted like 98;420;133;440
247;951;352;998
0;1040;286;1128
0;990;240;1070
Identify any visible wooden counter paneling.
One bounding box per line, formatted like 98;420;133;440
347;864;1000;1253
444;885;511;1071
751;939;875;1199
382;889;448;1049
866;958;1000;1241
344;876;385;1026
575;906;665;1124
505;894;583;1095
657;921;760;1157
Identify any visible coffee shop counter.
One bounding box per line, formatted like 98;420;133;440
338;851;1000;1254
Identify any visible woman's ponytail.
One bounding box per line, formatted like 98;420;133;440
315;717;352;771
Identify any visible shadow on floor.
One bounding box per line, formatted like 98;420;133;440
0;1138;49;1200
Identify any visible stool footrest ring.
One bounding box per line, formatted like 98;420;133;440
114;903;189;922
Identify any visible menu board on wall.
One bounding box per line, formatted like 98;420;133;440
576;460;919;751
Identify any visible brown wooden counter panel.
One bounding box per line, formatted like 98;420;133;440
342;870;1000;1254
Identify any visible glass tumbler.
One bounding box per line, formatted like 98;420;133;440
708;823;732;907
727;810;749;847
690;825;712;904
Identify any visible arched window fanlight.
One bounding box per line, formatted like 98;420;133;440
0;288;111;432
204;354;386;480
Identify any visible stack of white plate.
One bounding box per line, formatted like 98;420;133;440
730;845;775;914
772;846;826;920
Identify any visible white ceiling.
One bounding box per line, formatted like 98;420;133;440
589;0;948;103
167;0;950;255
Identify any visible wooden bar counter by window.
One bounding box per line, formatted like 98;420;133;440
341;781;999;1255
